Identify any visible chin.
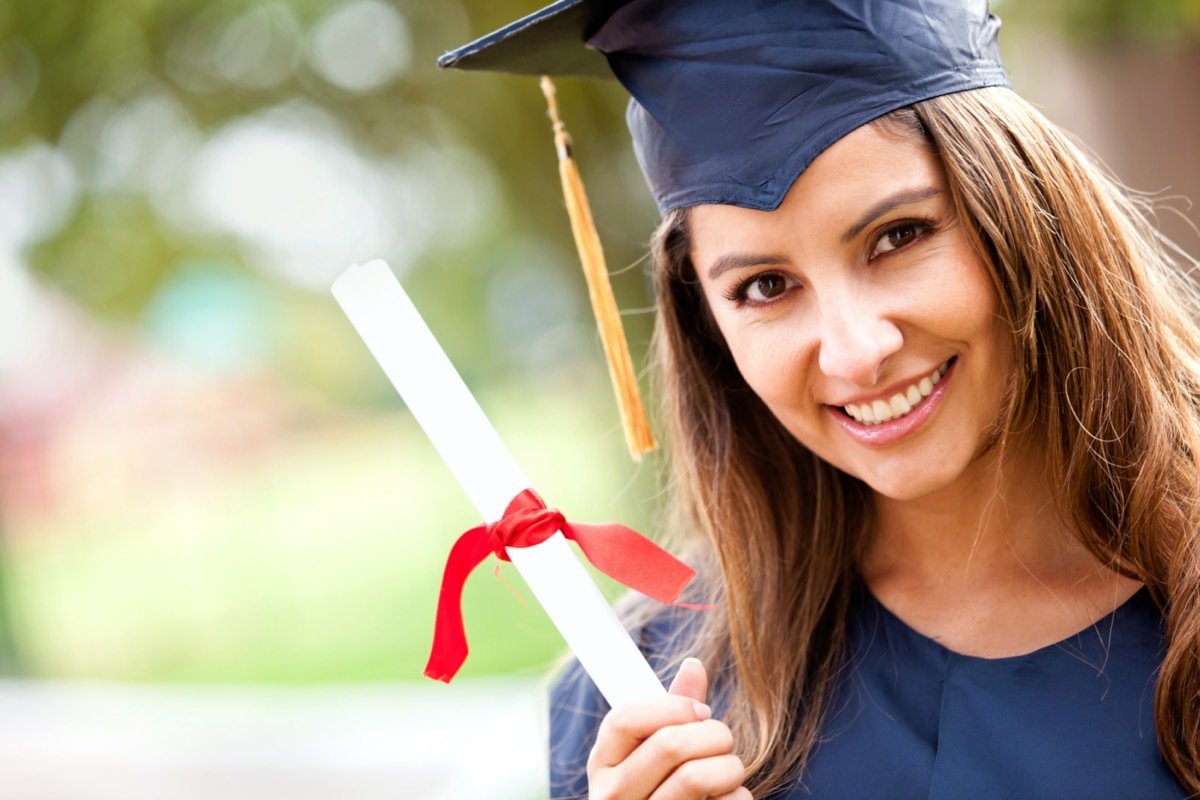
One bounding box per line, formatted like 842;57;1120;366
850;462;970;503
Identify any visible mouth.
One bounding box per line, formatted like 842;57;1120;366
840;358;953;426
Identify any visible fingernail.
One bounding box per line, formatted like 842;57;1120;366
692;701;711;720
682;656;702;668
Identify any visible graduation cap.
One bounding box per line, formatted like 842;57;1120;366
440;0;1011;457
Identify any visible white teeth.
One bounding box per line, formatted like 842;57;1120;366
842;361;951;426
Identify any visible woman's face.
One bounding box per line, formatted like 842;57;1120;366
690;121;1011;502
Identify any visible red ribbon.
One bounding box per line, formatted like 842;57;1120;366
423;488;700;682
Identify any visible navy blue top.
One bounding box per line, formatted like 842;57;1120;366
549;587;1186;798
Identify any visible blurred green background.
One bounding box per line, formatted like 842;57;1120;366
0;0;664;687
0;0;1197;796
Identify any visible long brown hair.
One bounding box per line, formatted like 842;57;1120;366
647;86;1200;794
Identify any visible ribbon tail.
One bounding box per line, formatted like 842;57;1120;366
566;522;697;605
423;526;494;683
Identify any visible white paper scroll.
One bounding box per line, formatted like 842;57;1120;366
332;260;665;708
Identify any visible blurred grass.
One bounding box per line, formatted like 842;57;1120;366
3;378;659;684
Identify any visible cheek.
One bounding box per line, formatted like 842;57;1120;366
958;276;1005;356
911;250;1000;340
713;317;813;411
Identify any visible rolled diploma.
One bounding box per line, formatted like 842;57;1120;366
332;259;666;708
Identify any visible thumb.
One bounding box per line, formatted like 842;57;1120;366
667;656;709;704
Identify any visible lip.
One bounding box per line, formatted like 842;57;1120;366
828;358;956;447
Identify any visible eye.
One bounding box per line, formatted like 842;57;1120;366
725;272;799;306
871;220;930;258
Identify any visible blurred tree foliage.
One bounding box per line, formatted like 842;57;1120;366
1051;0;1200;43
0;515;20;675
1;0;656;398
0;0;656;676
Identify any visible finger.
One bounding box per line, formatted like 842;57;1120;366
615;719;736;798
590;696;712;768
647;753;747;800
710;787;754;800
667;657;709;703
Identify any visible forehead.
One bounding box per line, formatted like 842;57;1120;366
689;122;944;256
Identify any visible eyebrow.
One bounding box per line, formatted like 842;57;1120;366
703;185;944;282
705;252;790;282
841;186;943;244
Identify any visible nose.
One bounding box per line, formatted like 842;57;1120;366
815;291;903;386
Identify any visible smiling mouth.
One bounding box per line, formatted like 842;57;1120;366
842;359;953;425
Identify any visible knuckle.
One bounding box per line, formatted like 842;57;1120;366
597;706;627;737
703;719;735;750
709;756;738;784
585;769;623;800
587;780;620;800
728;755;749;784
670;760;707;793
593;710;633;754
705;755;748;796
715;788;754;800
650;725;688;761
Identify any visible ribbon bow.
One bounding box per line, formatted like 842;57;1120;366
424;488;699;682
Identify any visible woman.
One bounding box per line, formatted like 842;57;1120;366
444;1;1200;797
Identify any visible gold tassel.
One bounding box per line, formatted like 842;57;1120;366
540;76;656;461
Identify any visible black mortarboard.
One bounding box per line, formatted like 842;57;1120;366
442;0;1011;214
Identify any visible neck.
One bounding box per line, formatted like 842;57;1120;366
857;438;1143;658
861;439;1090;591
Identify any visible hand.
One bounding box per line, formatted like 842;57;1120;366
586;657;752;799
